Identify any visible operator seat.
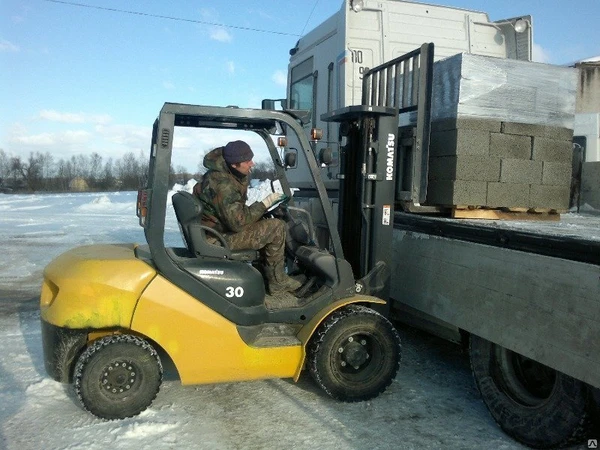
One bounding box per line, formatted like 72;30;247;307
172;191;258;261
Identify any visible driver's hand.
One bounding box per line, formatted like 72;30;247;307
261;192;284;209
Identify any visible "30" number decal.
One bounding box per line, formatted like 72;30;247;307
225;286;244;298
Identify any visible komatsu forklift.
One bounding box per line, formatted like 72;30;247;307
40;101;403;420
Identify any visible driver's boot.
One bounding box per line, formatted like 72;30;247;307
265;261;302;294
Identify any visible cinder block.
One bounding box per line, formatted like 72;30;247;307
501;122;574;141
487;183;531;208
490;133;532;159
431;118;502;133
429;156;501;182
532;137;572;163
430;129;490;157
426;180;487;206
530;185;570;209
500;159;543;184
542;162;572;186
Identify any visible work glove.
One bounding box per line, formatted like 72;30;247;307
262;192;284;209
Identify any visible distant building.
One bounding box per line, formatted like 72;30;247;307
572;56;600;114
69;177;89;192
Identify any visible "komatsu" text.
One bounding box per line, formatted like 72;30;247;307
385;133;395;181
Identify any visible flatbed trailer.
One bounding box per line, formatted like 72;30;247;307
391;211;600;387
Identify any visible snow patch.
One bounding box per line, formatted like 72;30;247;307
120;421;180;439
26;378;65;399
74;195;134;214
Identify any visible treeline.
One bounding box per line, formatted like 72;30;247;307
0;149;276;193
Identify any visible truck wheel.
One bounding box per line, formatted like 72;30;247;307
74;334;163;420
470;335;590;448
307;305;401;402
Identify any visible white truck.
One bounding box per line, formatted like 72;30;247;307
265;1;600;447
281;0;532;190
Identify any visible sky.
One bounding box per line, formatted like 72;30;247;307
1;0;600;172
1;189;597;449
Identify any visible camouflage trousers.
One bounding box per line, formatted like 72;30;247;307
224;218;286;266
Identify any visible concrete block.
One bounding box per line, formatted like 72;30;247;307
501;122;574;141
530;185;570;209
430;129;490;157
490;133;532;159
542;162;572;186
426;180;487;206
500;159;543;184
532;137;572;163
431;117;501;133
581;162;600;210
429;156;501;182
487;183;531;208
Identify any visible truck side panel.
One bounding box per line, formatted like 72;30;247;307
391;228;600;389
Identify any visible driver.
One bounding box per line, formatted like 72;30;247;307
194;140;302;295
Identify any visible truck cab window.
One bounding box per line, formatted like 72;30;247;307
290;57;314;112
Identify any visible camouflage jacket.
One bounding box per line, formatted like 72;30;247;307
195;147;266;233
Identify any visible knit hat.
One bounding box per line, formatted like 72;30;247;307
223;140;254;165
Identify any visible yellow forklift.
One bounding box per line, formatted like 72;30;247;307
40;102;402;419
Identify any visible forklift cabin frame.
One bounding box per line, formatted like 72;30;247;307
140;103;356;327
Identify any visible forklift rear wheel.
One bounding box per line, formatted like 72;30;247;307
74;334;163;420
470;335;590;448
307;305;401;402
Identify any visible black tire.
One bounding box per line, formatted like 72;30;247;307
74;334;163;420
307;305;401;402
470;335;590;448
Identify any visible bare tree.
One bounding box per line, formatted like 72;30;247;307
10;153;43;191
252;160;277;181
89;152;103;188
0;149;10;185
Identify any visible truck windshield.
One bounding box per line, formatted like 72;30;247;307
290;57;314;111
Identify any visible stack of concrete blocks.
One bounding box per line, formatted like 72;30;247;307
422;53;578;210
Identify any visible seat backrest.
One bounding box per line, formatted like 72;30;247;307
171;191;230;259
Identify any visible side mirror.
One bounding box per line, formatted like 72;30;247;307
261;98;288;110
284;150;297;169
319;148;333;166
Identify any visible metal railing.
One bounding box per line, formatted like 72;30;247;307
361;43;434;114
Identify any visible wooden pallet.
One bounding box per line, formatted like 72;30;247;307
450;206;562;221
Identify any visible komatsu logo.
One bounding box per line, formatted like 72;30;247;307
199;269;224;275
385;133;395;181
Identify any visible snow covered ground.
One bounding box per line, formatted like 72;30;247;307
0;187;595;449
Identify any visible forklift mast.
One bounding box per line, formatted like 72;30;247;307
322;43;434;300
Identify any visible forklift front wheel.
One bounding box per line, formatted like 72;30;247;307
74;334;163;420
307;305;401;402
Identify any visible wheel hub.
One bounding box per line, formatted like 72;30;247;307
101;361;137;395
495;347;556;406
338;336;370;370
